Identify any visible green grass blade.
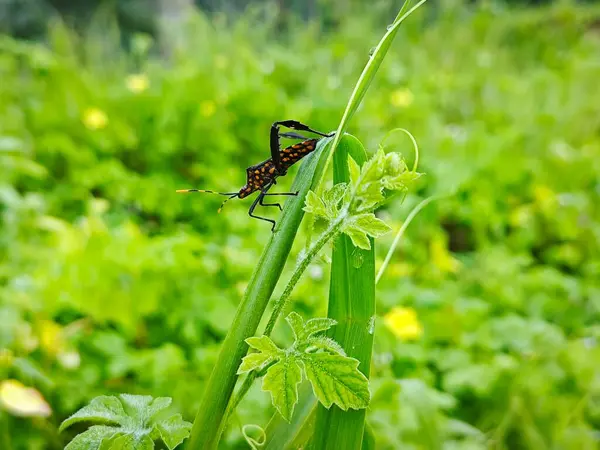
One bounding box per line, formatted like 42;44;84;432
362;423;377;450
316;0;427;192
309;136;375;449
187;137;333;449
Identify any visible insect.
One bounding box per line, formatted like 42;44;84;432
177;120;333;231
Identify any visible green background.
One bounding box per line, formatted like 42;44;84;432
1;0;600;448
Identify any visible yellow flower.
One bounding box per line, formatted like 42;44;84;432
0;379;52;417
200;101;216;118
430;234;461;274
126;73;150;93
390;88;414;108
39;320;65;356
82;107;108;130
384;306;423;340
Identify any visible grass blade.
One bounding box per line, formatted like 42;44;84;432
187;136;333;449
309;136;374;449
316;0;427;191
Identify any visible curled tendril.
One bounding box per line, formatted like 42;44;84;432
242;424;267;450
379;127;420;172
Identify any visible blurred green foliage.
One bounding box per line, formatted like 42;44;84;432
1;1;600;448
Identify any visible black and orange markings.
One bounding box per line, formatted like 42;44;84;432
177;120;333;231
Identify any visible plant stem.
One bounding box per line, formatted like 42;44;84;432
263;216;345;337
230;216;345;411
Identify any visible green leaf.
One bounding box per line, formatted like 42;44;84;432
60;396;126;432
109;433;154;450
238;352;274;374
302;353;370;411
61;394;190;450
118;394;154;416
64;426;120;450
348;156;361;186
285;312;306;341
344;227;371;250
306;336;346;356
353;214;392;237
262;355;303;422
144;397;173;422
246;336;281;356
303;190;328;218
323;183;347;218
155;414;193;450
118;394;172;424
289;313;337;342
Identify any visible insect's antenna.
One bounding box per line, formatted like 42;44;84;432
176;189;239;213
176;189;238;196
217;194;239;214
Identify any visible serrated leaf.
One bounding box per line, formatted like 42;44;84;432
238;352;275;374
118;394;154;418
348;156;361;186
285;312;305;341
262;356;303;422
344;227;371;250
60;396;126;432
324;183;347;206
323;183;347;218
155;414;192;449
301;353;370;410
61;394;189;450
306;336;346;356
246;336;281;356
353;213;392;237
297;317;337;342
360;149;386;183
144;397;172;422
109;433;154;450
303;190;328;218
64;425;120;450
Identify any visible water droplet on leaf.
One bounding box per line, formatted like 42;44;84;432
368;316;376;335
352;248;364;268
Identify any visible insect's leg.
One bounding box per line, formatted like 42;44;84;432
274;120;333;138
248;192;277;231
263;192;299;196
259;193;282;211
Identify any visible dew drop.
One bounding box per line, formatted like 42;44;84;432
368;47;376;57
351;248;364;268
387;24;394;30
368;316;376;335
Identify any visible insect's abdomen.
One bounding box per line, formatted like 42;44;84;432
279;139;318;170
239;159;279;198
